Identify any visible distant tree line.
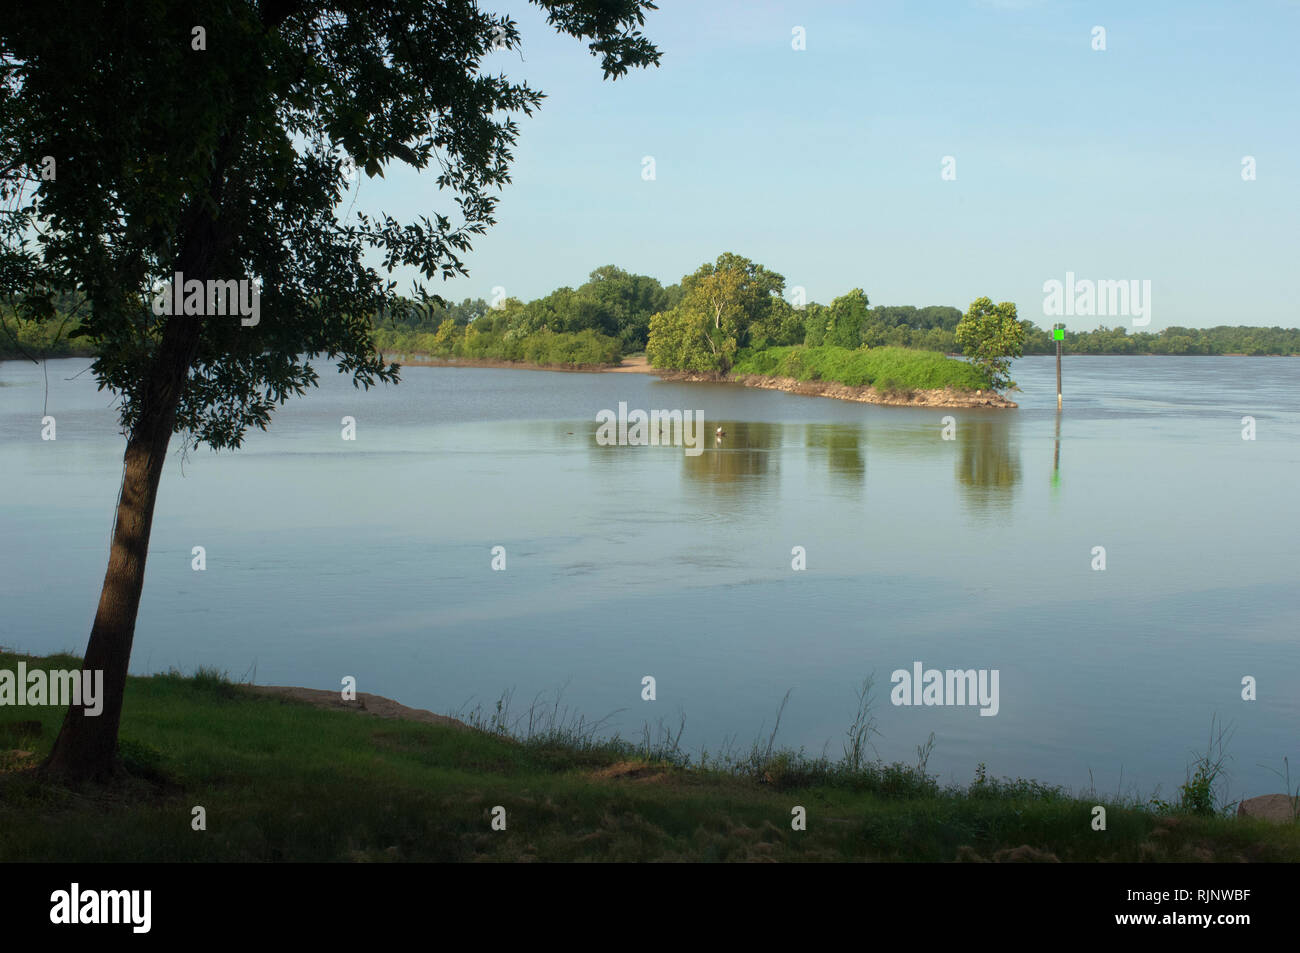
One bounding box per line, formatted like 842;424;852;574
369;259;972;366
0;288;94;358
6;266;1299;363
371;264;681;356
802;300;964;354
1020;322;1300;355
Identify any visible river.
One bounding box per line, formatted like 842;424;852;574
1;354;1296;801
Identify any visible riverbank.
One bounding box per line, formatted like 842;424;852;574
656;368;1017;408
2;650;1294;862
380;353;627;374
387;352;1017;408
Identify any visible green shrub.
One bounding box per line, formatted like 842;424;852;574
733;345;990;392
371;325;620;368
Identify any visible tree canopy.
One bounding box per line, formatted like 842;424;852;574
647;252;786;372
956;297;1025;390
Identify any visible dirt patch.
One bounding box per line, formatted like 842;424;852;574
993;844;1061;863
590;760;673;783
604;355;653;373
241;685;472;731
0;749;36;773
956;844;1061;863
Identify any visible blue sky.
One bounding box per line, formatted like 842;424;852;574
353;0;1300;330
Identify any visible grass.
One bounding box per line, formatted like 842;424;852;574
1;650;1297;862
1149;714;1236;817
732;345;993;394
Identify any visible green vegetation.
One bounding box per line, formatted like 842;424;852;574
10;274;1300;368
373;324;621;367
0;290;93;359
1020;322;1300;355
956;297;1025;390
646;252;796;372
0;313;94;359
2;652;1295;862
641;253;998;388
368;265;652;367
1148;716;1236;818
371;263;676;359
733;345;991;393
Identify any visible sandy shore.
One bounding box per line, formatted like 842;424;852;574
604;355;653;373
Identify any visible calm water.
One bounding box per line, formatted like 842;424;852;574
1;355;1297;801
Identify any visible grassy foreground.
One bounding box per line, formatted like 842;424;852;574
732;345;993;394
2;651;1296;862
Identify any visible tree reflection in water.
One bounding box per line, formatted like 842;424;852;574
955;417;1021;513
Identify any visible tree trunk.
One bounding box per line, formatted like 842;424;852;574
39;416;175;780
39;124;240;782
40;281;211;782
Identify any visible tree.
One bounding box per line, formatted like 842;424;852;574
748;295;805;349
955;297;1024;390
0;0;660;782
825;288;870;349
915;305;961;331
646;302;715;371
802;302;830;347
432;317;459;352
646;252;784;371
576;265;666;351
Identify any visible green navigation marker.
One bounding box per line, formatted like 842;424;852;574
1053;327;1064;341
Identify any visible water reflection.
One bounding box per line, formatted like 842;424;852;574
804;423;865;485
681;420;780;492
955;418;1021;512
1052;411;1062;490
582;410;1020;512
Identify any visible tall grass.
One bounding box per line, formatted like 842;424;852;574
1261;757;1300;823
733;345;992;392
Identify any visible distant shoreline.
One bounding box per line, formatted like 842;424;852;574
5;350;1295;368
379;353;634;374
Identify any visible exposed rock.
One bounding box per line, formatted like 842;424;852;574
1237;794;1299;824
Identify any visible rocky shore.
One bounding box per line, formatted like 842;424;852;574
654;368;1018;409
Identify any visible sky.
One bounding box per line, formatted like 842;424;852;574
348;0;1300;331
